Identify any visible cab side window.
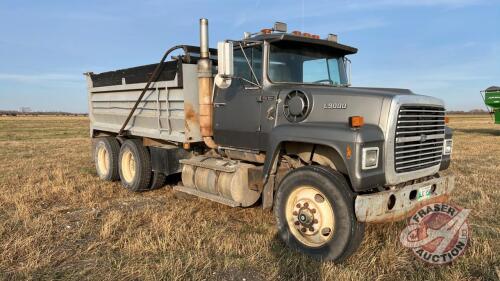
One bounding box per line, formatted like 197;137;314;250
233;45;262;85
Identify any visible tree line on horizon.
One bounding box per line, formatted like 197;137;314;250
0;110;88;116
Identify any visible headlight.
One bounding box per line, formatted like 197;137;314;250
443;139;453;155
362;147;379;170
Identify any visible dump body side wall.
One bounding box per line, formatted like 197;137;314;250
87;64;201;143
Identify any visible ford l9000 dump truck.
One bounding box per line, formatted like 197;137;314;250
85;19;454;262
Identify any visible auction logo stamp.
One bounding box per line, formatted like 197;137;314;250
399;203;470;264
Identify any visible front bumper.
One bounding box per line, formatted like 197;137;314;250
354;176;455;223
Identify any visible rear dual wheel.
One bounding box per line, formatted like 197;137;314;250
118;139;167;191
93;137;166;191
93;137;120;181
119;139;152;191
274;165;365;262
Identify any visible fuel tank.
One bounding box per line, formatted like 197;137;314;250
180;156;261;207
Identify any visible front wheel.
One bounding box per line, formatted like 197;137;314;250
274;165;364;262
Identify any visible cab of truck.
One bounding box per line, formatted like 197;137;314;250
213;32;355;151
212;23;454;260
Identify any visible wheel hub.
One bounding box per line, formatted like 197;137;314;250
293;200;320;233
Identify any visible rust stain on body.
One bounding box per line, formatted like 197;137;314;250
184;102;199;122
184;102;199;133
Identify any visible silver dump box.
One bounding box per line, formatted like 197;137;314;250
85;46;215;143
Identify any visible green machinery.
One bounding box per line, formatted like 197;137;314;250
482;86;500;124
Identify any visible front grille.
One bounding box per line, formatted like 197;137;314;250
394;105;445;173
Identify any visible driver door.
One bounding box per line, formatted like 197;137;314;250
213;45;263;150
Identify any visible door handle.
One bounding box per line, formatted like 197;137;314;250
214;102;226;107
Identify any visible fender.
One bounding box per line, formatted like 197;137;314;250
261;122;386;209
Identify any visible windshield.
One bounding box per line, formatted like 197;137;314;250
268;42;347;86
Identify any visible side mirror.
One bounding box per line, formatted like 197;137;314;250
215;41;233;89
344;57;352;86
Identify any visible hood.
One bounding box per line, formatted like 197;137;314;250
276;85;416;127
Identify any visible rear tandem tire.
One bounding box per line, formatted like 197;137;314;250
274;165;365;262
92;137;120;181
118;139;152;192
149;171;167;190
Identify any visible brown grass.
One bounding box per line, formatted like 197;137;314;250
0;115;498;280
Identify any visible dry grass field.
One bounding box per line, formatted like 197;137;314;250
0;115;498;280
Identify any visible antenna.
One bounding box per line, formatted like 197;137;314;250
301;0;305;31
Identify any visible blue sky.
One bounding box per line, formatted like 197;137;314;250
0;0;499;112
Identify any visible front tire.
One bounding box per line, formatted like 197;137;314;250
118;139;152;191
274;165;364;262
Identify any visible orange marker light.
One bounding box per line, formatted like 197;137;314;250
311;34;320;39
261;28;272;34
349;116;364;128
291;31;302;36
303;32;312;38
445;116;450;124
346;144;352;159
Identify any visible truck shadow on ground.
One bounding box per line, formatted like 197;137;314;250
454;128;500;136
269;234;322;281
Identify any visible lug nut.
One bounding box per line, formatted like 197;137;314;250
301;227;307;233
311;209;316;214
294;221;300;226
313;219;318;224
293;211;298;216
304;202;309;208
309;227;314;232
296;203;301;208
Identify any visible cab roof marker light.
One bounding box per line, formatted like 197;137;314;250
327;34;338;42
261;28;272;34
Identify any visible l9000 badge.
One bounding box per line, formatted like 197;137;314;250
323;103;347;109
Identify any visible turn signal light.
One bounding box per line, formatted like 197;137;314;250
349;116;364;128
445;116;450;124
